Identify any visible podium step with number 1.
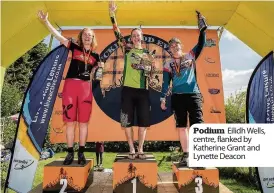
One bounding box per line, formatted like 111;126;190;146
113;153;157;193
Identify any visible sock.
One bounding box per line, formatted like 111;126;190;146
67;147;73;153
79;146;85;153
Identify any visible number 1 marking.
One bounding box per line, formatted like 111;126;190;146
131;178;137;193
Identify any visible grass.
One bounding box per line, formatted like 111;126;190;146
2;152;261;193
220;178;260;193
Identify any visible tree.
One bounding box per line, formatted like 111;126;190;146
1;41;48;117
224;91;259;186
4;41;48;92
1;82;22;117
225;91;246;123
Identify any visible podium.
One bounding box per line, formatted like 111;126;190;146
172;163;219;193
113;153;157;193
43;159;94;192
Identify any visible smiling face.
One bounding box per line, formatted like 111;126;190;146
168;37;183;57
81;29;94;46
131;29;143;47
169;42;182;56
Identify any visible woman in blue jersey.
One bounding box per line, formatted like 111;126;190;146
160;13;207;166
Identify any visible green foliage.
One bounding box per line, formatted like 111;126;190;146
4;41;48;92
225;91;246;123
1;118;17;147
1;82;22;117
165;146;183;162
1;162;9;189
82;141;181;153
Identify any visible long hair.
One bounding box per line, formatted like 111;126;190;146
77;28;98;50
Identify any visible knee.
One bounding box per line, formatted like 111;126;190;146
66;122;76;127
178;127;188;134
79;122;88;128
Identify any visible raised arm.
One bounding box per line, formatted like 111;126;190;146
109;1;127;53
190;30;206;60
38;10;69;47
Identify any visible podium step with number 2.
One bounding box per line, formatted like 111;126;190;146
43;159;94;192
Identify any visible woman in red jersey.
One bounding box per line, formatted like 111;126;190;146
38;10;102;165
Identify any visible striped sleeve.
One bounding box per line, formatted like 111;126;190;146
109;11;126;53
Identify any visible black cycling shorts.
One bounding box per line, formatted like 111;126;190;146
120;86;150;127
171;93;204;128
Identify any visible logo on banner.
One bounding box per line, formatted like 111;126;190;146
208;88;220;95
210;107;221;113
205;39;216;47
205;57;216;64
53;123;65;134
94;34;173;125
265;178;274;188
206;73;219;77
14;159;34;170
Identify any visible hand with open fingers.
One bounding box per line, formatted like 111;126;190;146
109;1;117;13
38;10;48;22
198;14;205;20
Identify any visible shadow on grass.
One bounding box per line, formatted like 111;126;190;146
219;167;260;193
157;156;166;167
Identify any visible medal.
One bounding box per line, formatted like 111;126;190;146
82;47;92;75
174;57;182;77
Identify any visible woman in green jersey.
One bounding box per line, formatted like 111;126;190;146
109;1;155;159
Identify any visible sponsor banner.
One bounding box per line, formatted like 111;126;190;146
246;51;274;124
8;140;38;193
246;51;274;193
6;45;69;193
22;45;68;152
256;167;274;193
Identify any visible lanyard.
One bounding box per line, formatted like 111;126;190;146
83;48;91;72
173;57;182;76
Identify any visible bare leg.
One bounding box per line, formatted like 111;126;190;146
79;122;88;146
124;127;135;158
138;127;147;153
78;122;88;165
66;122;76;147
178;127;189;166
178;127;189;152
64;122;76;165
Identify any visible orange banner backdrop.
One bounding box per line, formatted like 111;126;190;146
50;28;225;143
